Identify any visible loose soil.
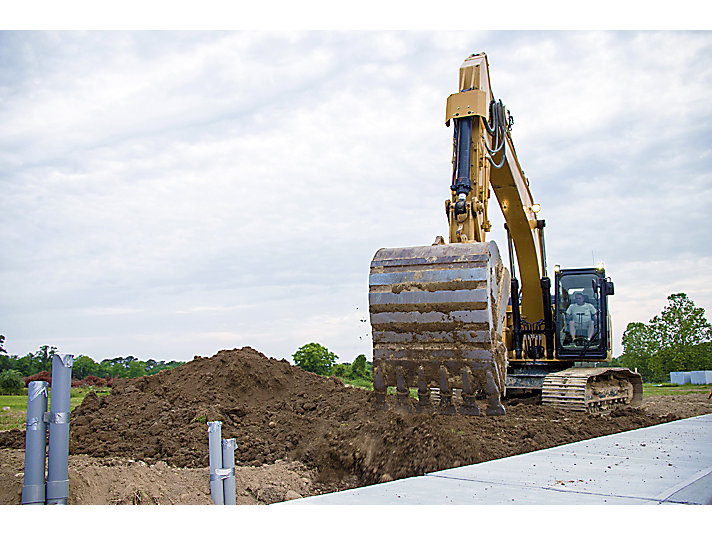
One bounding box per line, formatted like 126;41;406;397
2;347;711;505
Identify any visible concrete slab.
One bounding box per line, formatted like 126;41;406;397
283;413;712;505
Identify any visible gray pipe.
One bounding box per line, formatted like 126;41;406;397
21;381;49;505
221;438;237;505
46;354;73;505
207;421;224;505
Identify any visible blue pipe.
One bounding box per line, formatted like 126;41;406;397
208;421;224;505
222;438;237;505
46;354;73;505
21;381;48;505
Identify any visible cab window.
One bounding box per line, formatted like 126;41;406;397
557;273;602;349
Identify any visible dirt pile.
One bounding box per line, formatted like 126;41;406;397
67;348;681;486
69;348;370;489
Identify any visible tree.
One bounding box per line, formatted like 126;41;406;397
0;335;10;372
651;293;712;347
329;363;351;378
619;322;658;382
97;356;139;378
619;293;712;382
351;354;368;378
0;353;10;372
127;359;146;378
144;359;159;375
11;353;42;376
292;343;338;375
33;345;58;373
0;369;25;394
72;355;99;380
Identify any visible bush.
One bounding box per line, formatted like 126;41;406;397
79;375;107;387
329;363;351;378
0;369;25;394
351;354;369;379
23;370;52;387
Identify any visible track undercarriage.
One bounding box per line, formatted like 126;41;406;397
541;367;643;412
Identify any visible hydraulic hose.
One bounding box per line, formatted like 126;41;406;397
484;98;509;169
451;98;511;206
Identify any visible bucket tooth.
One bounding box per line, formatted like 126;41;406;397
373;365;388;410
416;366;433;413
438;366;456;415
485;368;505;416
394;366;414;413
459;366;480;416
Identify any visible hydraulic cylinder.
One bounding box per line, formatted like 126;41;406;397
453;116;473;199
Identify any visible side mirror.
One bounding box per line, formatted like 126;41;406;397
605;280;615;295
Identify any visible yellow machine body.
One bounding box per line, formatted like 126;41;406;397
368;53;642;414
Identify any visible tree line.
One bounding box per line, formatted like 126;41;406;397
614;293;712;383
0;335;183;387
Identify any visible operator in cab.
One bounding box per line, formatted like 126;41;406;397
566;292;597;341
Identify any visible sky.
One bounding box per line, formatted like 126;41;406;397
1;29;711;365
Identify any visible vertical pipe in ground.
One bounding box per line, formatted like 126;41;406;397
21;381;49;505
207;421;224;505
46;354;73;505
222;438;237;505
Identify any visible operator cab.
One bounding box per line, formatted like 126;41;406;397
554;267;614;359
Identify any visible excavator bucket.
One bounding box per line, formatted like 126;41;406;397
369;240;510;415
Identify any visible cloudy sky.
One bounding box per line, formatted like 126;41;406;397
1;29;710;365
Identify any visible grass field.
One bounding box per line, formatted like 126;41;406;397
0;387;110;432
642;383;711;396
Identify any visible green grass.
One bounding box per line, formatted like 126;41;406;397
0;387;110;432
385;386;420;398
341;376;374;389
643;383;711;397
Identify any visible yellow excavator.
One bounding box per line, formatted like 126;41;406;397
368;53;642;415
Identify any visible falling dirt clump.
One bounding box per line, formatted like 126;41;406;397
3;346;711;504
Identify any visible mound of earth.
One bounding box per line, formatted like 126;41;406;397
66;348;684;484
70;347;370;489
2;346;711;504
